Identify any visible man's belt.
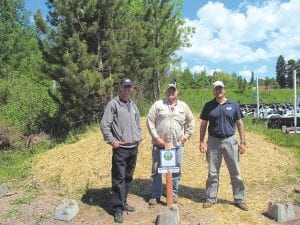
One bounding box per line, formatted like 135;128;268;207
209;133;234;139
122;142;139;146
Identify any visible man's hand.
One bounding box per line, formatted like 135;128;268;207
155;137;165;147
199;142;207;153
138;138;143;144
238;143;246;154
178;136;187;145
111;141;125;149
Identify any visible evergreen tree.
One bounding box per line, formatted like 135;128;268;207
237;76;246;93
212;71;237;89
264;76;270;89
0;0;56;133
197;72;207;89
286;59;296;88
250;71;254;85
142;0;189;99
0;0;37;79
35;0;133;131
276;55;286;88
267;77;280;89
178;68;193;89
35;0;189;130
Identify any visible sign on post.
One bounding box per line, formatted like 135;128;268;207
158;149;179;174
160;138;178;207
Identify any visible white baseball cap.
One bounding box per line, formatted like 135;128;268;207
212;80;225;89
166;83;177;91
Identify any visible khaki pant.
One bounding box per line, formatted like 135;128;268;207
205;135;245;203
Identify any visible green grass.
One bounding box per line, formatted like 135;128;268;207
2;207;21;220
243;116;300;176
0;141;53;183
243;117;300;150
0;150;33;182
179;88;296;113
295;193;300;204
10;182;42;205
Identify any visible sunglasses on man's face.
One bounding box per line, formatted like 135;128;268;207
122;85;132;88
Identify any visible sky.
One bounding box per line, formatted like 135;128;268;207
24;0;300;80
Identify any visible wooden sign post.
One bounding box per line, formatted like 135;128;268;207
165;141;173;207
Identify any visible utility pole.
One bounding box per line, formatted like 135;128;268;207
256;77;260;118
293;70;297;133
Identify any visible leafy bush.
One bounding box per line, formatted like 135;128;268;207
0;76;57;134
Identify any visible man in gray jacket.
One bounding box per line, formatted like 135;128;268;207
100;78;142;223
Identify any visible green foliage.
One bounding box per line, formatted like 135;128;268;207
177;88;213;113
294;194;300;205
179;88;297;113
135;99;153;117
244;117;300;177
36;0;129;131
177;68;194;89
135;0;189;100
0;77;56;134
10;182;42;205
0;0;58;134
0;0;39;79
286;59;296;88
276;55;286;88
250;71;254;85
0;150;32;182
244;117;300;149
0;139;53;182
236;76;247;94
3;208;21;220
34;0;190;132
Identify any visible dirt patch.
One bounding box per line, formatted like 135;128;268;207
0;117;300;224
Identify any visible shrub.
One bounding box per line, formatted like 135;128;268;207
0;76;57;134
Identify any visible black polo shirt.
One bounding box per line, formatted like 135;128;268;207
200;98;243;137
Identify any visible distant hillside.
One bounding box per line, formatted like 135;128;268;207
178;88;297;113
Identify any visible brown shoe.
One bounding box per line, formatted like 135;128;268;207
203;199;216;208
235;201;249;211
148;197;160;206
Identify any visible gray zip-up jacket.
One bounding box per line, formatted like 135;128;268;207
100;96;142;148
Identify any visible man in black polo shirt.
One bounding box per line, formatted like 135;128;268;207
199;80;248;211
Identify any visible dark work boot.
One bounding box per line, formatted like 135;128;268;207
114;209;123;223
124;203;135;212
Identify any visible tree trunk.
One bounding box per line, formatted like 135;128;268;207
154;70;161;100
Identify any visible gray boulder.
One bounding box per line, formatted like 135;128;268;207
54;199;79;222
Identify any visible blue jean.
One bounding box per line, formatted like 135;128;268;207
150;145;184;198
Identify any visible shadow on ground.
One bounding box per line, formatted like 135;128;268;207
81;187;112;215
81;178;234;213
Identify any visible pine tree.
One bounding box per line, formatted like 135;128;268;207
178;68;193;89
35;0;190;130
250;71;254;85
286;59;296;88
0;0;56;133
141;0;188;99
276;55;286;88
35;0;133;131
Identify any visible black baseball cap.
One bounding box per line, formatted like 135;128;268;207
121;78;132;86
